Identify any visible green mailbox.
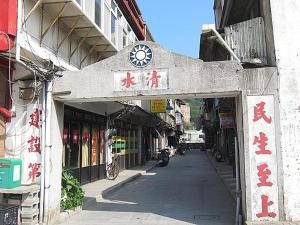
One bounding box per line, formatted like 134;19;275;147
0;158;22;189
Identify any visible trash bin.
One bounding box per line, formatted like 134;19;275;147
0;203;19;225
0;158;22;189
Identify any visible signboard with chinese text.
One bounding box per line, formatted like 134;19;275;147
22;103;42;185
175;112;182;125
151;99;166;113
114;70;168;91
247;95;279;221
219;112;235;128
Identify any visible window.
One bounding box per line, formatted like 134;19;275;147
0;68;7;108
123;29;127;47
91;126;99;166
81;123;90;167
111;1;117;13
111;14;116;44
95;0;101;27
76;0;82;6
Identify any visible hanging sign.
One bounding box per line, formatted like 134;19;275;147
247;95;279;221
114;70;169;91
175;112;182;125
151;99;166;113
219;112;235;128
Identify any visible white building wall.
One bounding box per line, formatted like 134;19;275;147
21;0;138;71
270;0;300;221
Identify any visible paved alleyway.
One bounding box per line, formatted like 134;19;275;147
64;150;235;225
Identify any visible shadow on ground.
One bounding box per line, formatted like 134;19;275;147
76;150;235;225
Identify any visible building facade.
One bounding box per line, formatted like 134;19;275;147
0;0;175;225
201;0;300;224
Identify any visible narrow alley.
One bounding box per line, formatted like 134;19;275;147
64;150;235;225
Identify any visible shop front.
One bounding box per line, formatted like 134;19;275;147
111;121;139;171
62;106;106;184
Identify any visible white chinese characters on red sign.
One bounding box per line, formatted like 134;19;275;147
114;70;168;91
247;96;279;221
23;104;42;185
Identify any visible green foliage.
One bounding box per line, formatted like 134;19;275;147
61;168;84;210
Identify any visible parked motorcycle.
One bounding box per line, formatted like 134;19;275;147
177;143;186;155
157;148;170;167
211;144;223;162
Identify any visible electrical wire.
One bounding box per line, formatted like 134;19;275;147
0;31;38;107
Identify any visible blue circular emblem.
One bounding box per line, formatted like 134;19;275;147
129;44;153;68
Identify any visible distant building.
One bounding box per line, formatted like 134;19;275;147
180;103;191;124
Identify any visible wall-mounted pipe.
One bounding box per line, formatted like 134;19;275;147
211;28;241;63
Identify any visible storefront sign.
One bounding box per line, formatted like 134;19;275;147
247;95;279;221
151;99;166;113
114;70;168;91
219;112;235;128
175;112;182;125
23;103;42;185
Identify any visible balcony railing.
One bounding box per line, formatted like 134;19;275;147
21;0;138;70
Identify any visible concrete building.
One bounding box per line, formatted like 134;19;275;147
200;0;300;224
0;0;175;225
180;102;191;125
1;1;299;225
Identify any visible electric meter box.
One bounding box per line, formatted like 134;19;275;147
0;158;22;189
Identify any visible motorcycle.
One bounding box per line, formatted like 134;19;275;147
211;144;223;162
157;148;170;167
177;143;186;155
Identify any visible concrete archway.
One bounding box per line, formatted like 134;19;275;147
53;42;242;101
52;41;281;224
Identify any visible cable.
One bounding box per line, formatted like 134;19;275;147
0;31;38;107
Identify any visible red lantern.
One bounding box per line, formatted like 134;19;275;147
73;130;79;144
63;128;69;144
82;131;89;142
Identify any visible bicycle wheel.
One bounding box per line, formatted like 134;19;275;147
106;164;115;180
107;164;119;180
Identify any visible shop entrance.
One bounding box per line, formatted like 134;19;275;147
63;106;106;184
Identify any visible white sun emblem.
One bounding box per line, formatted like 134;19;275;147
129;44;153;68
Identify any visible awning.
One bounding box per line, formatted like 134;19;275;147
109;102;174;131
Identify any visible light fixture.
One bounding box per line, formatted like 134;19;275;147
166;99;173;111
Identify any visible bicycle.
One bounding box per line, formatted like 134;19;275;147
106;154;120;180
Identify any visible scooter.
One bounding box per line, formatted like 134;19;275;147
157;148;170;167
177;143;186;155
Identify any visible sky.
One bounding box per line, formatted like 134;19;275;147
137;0;215;58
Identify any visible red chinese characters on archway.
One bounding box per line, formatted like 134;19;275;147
116;70;167;91
252;101;277;219
26;107;43;183
146;70;161;88
121;72;136;88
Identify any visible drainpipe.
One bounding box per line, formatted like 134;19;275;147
43;81;52;224
234;137;242;225
211;28;241;63
39;82;46;225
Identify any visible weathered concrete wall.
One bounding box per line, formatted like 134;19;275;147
260;0;276;66
240;67;281;222
49;100;64;224
53;42;243;102
269;0;300;221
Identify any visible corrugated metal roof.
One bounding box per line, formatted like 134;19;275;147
225;17;267;65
